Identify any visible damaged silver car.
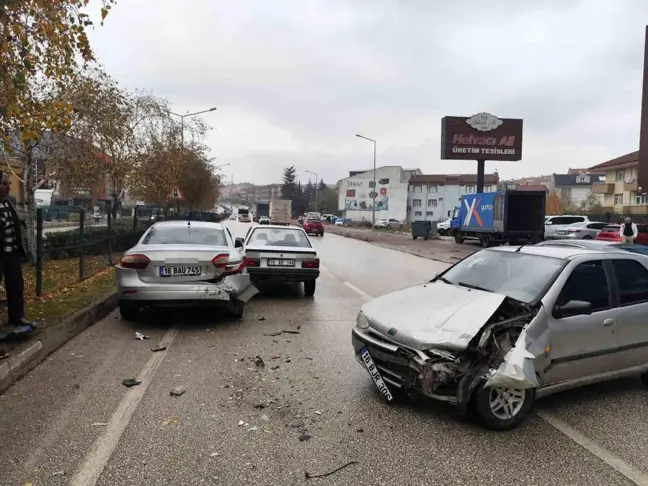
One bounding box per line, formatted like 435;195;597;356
352;245;648;429
116;220;258;320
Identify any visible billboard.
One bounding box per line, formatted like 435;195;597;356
343;180;389;211
441;113;523;161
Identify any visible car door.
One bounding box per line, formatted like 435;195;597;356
585;222;606;238
607;258;648;370
543;259;619;385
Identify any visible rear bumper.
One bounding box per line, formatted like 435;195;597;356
116;270;257;303
247;268;319;282
304;228;324;233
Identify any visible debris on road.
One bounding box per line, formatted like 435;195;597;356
248;425;258;432
258;317;266;321
271;354;281;359
238;420;245;426
261;414;270;422
282;329;300;334
305;461;359;480
254;402;266;409
270;365;280;370
356;428;364;433
52;470;65;477
284;358;292;363
298;433;311;442
263;331;282;336
170;386;186;397
122;378;141;387
91;422;108;427
315;411;322;415
135;332;150;340
151;346;167;352
210;452;220;457
254;356;265;369
162;418;180;426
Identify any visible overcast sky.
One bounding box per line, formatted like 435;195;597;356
88;0;648;186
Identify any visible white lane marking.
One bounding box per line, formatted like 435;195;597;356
70;328;179;486
536;411;648;486
335;277;648;484
319;264;329;273
344;281;373;300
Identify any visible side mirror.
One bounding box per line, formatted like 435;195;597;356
235;237;244;248
554;300;592;319
545;221;552;225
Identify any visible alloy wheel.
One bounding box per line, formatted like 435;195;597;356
488;387;525;420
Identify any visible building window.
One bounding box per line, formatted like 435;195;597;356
614;194;623;205
415;211;422;216
413;185;422;193
412;199;422;207
484;185;493;192
464;185;476;193
560;188;572;199
616;170;626;182
425;211;434;216
428;184;438;193
427;199;437;207
636;195;648;205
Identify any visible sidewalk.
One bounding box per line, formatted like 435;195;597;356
325;225;479;264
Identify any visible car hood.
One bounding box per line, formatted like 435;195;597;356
361;281;506;351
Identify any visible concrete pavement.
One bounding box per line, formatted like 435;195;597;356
0;222;646;485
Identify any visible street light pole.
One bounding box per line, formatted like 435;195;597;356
305;170;318;212
355;134;377;228
169;107;217;212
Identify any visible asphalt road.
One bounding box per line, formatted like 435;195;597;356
1;221;648;485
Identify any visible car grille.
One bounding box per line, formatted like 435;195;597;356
354;329;419;388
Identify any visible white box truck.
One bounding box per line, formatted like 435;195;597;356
270;199;292;225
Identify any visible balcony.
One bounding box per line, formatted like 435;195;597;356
624;180;638;191
592;183;614;195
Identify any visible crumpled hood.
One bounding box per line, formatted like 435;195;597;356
362;281;506;351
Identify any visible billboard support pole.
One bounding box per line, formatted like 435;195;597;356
476;159;485;193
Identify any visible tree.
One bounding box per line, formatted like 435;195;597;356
281;166;297;200
318;187;339;215
318;178;327;191
1;0;117;150
546;191;564;215
579;192;604;214
178;144;220;211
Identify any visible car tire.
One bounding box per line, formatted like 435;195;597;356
304;280;316;297
119;300;140;321
387;224;392;229
227;298;244;319
480;233;491;247
582;235;593;240
472;383;534;430
454;234;464;244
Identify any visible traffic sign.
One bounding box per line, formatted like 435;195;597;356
170;187;184;200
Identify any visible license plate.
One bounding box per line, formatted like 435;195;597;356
557;231;567;235
360;347;393;402
267;259;295;267
159;266;201;277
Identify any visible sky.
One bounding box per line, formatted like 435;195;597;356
87;0;648;186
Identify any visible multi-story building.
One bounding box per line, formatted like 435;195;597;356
553;172;605;208
407;173;499;222
337;166;422;222
589;151;645;212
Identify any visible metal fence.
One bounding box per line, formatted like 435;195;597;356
584;213;648;225
33;208;153;297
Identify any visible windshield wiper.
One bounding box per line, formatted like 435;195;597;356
435;276;452;285
457;281;492;293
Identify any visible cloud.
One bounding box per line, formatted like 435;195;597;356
88;0;648;184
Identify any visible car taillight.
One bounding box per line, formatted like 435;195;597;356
212;254;229;268
213;253;245;275
120;254;150;269
303;258;320;269
244;257;260;267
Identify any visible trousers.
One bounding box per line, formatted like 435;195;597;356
0;252;24;324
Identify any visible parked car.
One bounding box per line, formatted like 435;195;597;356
596;224;648;244
536;239;648;256
543;215;590;240
237;225;320;296
259;216;270;225
352;244;648;430
302;218;324;236
334;218;347;226
375;218;403;230
116;221;257;320
550;221;607;240
437;218;452;236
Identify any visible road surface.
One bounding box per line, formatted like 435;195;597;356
0;221;647;485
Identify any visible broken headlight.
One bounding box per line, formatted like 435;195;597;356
356;312;370;330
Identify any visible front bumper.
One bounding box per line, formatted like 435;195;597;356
351;326;458;405
247;268;320;283
116;269;257;303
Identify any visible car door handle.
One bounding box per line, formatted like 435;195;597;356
603;318;616;326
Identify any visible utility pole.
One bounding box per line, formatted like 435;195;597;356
306;170;318;212
355;134;377;228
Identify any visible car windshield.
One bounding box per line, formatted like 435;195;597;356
248;228;312;248
141;226;228;246
616;244;648;255
440;249;565;303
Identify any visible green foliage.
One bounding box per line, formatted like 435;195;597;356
281;166;297;200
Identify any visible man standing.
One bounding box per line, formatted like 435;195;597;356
620;216;639;243
0;172;35;332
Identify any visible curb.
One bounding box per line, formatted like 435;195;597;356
326;230;462;265
0;292;118;394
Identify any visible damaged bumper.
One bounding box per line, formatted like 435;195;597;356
117;272;258;304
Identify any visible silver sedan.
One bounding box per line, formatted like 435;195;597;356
116;220;258;320
551;221;607;240
352;244;648;430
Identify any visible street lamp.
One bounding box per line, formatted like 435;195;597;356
355;133;377;228
214;163;230;170
168;107;217;211
305;170;318;212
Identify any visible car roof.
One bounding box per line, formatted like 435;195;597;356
487;244;620;260
536;240;614;249
150;220;224;229
252;224;305;231
547;214;587;218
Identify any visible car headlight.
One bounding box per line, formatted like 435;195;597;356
356;312;370;329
